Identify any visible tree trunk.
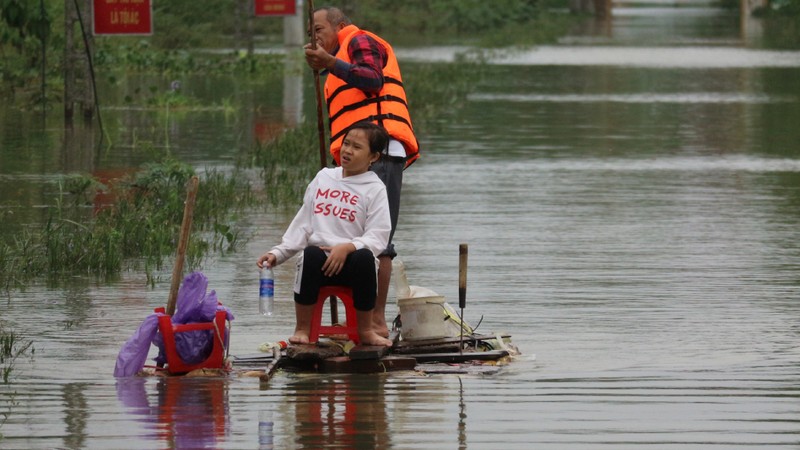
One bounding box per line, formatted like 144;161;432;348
64;0;95;123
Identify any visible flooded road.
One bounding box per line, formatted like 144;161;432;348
3;4;800;449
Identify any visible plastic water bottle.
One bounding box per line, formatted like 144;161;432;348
259;267;274;316
258;411;274;449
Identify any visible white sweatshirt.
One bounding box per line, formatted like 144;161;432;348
268;167;391;267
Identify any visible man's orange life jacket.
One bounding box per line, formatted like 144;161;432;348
325;25;419;168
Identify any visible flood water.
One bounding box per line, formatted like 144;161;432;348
3;4;800;450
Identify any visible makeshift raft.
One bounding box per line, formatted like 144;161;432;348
233;251;521;378
231;329;519;378
135;247;521;378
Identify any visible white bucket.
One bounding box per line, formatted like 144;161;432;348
398;296;449;341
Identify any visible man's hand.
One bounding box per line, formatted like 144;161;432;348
304;44;336;71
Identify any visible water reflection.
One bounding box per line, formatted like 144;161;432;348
457;378;466;450
469;92;795;104
286;375;390;449
62;383;88;449
116;377;230;449
398;46;800;68
62;123;97;174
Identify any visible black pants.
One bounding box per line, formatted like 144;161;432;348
370;155;403;258
295;246;378;311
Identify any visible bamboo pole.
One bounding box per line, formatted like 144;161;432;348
166;176;200;316
259;346;283;383
307;0;328;170
307;0;339;324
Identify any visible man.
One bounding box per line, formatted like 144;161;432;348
304;6;419;338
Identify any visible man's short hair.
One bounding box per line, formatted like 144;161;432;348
316;6;351;26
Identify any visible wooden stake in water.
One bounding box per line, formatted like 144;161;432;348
166;176;199;316
459;244;468;354
260;345;283;383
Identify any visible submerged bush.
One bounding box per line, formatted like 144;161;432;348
0;160;254;291
342;0;572;47
243;124;319;210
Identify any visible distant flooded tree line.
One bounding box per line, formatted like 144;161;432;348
2;0;798;107
1;0;576;108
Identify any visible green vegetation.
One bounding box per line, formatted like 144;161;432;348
0;0;577;106
341;0;572;47
0;0;558;292
0;0;285;106
0;324;32;439
94;40;283;77
757;0;800;48
242;124;319;211
0;0;504;293
4;0;799;108
0;48;484;292
0;325;33;385
0;160;254;292
0;0;57;105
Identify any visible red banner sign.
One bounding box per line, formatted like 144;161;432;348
93;0;153;35
255;0;296;16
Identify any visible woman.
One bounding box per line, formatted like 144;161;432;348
257;122;393;347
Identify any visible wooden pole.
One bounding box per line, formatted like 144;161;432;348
307;0;339;324
40;0;46;117
166;176;200;316
259;346;283;383
307;0;328;170
64;0;75;122
459;244;468;354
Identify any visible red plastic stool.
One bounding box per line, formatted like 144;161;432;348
309;286;360;344
154;307;228;374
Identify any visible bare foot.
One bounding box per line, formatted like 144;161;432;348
289;329;310;345
359;330;393;347
371;314;389;338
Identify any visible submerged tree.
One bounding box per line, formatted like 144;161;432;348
0;0;52;104
63;0;95;121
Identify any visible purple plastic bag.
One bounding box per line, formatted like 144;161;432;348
172;272;213;324
114;312;163;377
114;272;235;376
172;289;218;365
154;272;232;366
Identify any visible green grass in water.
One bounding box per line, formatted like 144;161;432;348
0;160;254;292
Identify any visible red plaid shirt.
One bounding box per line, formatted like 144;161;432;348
330;33;387;95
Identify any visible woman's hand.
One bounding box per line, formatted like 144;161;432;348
257;252;276;269
320;243;356;277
